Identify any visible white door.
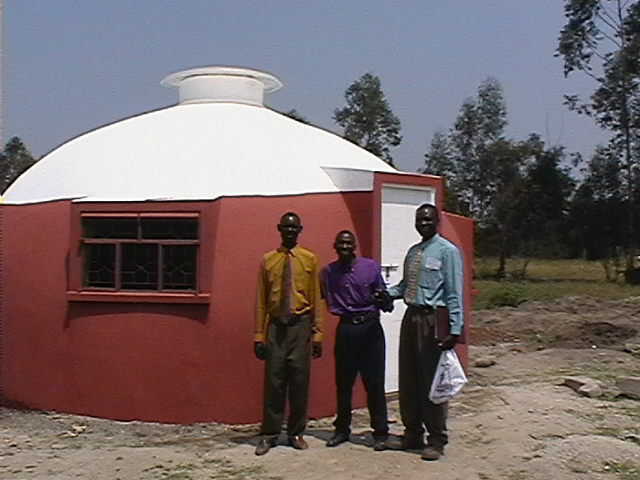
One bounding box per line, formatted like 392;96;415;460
381;185;436;392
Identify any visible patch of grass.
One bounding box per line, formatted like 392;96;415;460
202;458;282;480
485;283;528;308
142;459;280;480
610;403;640;421
163;473;193;480
603;461;640;479
575;364;622;383
474;279;640;310
143;463;196;480
546;362;634;385
593;425;628;439
476;258;606;281
474;258;640;310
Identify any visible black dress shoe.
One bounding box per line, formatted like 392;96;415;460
401;434;425;450
288;435;309;450
326;432;349;447
421;445;444;461
255;436;277;456
373;438;387;451
383;435;423;451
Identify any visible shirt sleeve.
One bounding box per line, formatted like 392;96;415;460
310;255;324;342
442;244;464;335
372;261;387;292
254;258;269;342
319;266;328;300
387;248;409;299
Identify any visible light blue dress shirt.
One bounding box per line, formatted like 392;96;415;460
388;233;464;335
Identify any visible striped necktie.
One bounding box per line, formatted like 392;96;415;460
279;252;292;317
404;247;423;304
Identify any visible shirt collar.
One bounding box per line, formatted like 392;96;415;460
417;233;440;249
277;245;298;256
335;256;359;271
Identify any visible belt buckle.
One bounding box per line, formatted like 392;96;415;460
352;314;366;325
278;315;294;326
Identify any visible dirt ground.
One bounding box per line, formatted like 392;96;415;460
2;295;640;480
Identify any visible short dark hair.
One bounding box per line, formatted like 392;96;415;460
416;203;439;221
280;211;301;224
334;230;356;242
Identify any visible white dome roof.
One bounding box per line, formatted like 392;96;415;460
3;67;396;204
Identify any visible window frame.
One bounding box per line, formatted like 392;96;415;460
68;206;211;304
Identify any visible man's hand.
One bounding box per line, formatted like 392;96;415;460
372;289;394;313
312;342;322;359
437;334;459;350
254;342;267;360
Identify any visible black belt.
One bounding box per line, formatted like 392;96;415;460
407;304;434;313
407;305;435;327
272;313;308;326
340;311;379;325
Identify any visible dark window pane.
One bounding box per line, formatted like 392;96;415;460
83;218;137;239
121;244;158;290
163;245;197;290
85;244;115;288
141;218;198;239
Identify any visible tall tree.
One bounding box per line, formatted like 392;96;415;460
422;129;453;176
515;140;576;260
482;138;530;278
568;147;627;278
448;77;508;223
557;0;640;270
422;130;461;212
0;136;36;193
334;73;402;166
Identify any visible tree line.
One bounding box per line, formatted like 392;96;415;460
327;0;640;281
3;1;639;281
330;71;639;281
0;137;36;194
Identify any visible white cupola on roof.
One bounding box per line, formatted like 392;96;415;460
3;65;395;205
161;66;283;106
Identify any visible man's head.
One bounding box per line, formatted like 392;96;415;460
333;230;357;262
415;203;439;241
278;212;302;248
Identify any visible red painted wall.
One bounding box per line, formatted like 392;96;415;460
0;183;473;424
1;202;72;411
207;193;374;423
0;193;373;423
440;212;475;369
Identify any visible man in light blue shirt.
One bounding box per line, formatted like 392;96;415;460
387;203;464;461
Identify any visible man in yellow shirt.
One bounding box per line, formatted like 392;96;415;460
254;212;323;455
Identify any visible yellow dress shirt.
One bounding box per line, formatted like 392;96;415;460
255;246;324;343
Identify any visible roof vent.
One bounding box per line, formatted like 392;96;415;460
161;66;283;106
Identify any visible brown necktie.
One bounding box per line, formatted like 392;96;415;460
404;248;423;304
279;252;292;317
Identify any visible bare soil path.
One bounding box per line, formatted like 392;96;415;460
2;296;640;480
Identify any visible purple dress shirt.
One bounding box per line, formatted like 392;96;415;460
321;257;386;316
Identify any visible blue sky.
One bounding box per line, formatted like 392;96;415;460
5;0;608;172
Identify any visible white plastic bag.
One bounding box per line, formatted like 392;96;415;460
428;349;468;404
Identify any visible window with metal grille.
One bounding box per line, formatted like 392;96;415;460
82;215;199;291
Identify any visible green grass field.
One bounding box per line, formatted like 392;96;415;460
474;258;640;309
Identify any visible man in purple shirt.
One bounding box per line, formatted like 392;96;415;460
320;230;393;451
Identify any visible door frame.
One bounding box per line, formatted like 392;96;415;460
371;172;444;262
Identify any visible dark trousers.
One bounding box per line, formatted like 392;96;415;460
399;306;448;448
334;314;388;439
261;315;312;437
